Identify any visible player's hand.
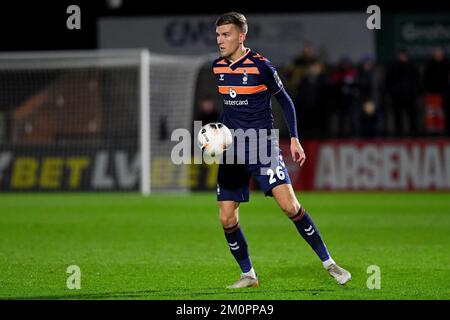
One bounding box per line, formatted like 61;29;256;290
290;137;306;166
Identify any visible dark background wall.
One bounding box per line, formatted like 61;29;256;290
1;0;448;52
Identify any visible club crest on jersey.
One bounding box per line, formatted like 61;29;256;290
229;88;237;98
219;74;224;81
242;70;248;84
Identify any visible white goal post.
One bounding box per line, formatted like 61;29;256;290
0;49;210;195
139;50;151;195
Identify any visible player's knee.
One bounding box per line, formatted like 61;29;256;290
219;211;238;228
219;214;238;228
281;201;301;217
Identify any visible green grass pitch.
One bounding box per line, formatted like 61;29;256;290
0;192;449;300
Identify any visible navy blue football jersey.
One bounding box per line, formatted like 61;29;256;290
212;49;284;132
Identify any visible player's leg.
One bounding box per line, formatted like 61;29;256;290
217;163;258;288
272;183;331;262
219;201;258;288
271;184;351;285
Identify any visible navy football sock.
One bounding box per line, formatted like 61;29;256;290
223;222;253;273
290;207;331;262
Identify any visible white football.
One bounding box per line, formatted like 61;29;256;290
197;122;232;158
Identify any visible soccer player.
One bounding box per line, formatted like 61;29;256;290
211;12;351;288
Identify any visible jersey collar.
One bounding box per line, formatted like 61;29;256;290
227;48;251;70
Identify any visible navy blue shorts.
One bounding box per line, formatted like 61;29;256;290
216;148;291;203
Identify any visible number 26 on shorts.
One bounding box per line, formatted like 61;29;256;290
267;166;285;184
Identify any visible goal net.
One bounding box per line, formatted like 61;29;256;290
0;49;210;194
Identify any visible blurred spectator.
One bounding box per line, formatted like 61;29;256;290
386;48;421;137
284;42;317;102
355;56;382;137
423;47;450;136
196;96;219;125
329;57;359;137
295;59;330;138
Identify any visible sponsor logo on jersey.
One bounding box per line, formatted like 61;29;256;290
273;71;283;88
224;99;249;106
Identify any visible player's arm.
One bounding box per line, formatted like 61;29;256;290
261;60;306;166
211;60;225;124
217;112;224;123
274;88;306;166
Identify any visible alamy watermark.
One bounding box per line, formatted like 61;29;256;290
66;265;81;290
366;265;381;289
171;121;283;174
66;5;81;30
366;5;381;30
